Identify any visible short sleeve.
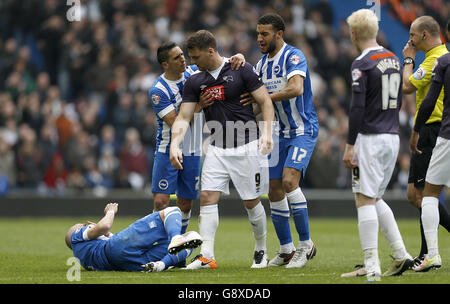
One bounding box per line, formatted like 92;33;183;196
409;58;434;90
181;76;199;103
285;49;307;80
149;87;175;118
241;62;264;93
70;225;94;245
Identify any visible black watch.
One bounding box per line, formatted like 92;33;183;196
404;57;415;68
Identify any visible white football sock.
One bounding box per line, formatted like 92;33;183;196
357;205;379;264
421;196;440;257
246;201;267;252
198;204;219;259
375;199;409;260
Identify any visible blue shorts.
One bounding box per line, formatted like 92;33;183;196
105;212;169;271
151;152;200;199
269;134;317;180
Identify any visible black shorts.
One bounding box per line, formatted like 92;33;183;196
408;122;441;188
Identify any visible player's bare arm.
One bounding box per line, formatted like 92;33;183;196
86;203;118;240
270;74;304;102
402;40;417;94
170;102;197;169
250;85;274;154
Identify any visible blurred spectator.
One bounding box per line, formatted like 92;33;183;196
65;129;96;171
0;135;16;188
112;91;135;141
41;153;69;195
83;155;113;197
16;126;43;188
98;124;120;156
118;127;148;189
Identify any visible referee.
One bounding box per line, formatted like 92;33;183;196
402;15;450;268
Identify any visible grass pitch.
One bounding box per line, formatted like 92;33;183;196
0;216;448;284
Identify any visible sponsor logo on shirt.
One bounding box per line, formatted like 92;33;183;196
204;85;225;101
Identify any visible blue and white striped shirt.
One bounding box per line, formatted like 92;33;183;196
149;65;202;155
255;43;318;138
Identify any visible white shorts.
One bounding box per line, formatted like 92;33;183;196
426;136;450;187
201;140;269;200
352;133;399;198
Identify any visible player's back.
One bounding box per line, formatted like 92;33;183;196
351;46;402;135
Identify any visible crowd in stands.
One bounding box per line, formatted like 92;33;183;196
0;0;448;196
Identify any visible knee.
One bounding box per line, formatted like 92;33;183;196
282;178;298;193
153;195;170;211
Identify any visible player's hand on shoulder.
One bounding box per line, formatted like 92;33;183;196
229;53;246;70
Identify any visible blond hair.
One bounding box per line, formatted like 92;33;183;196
347;9;379;41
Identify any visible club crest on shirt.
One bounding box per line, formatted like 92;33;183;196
289;55;301;65
223;75;234;83
352;68;362;81
413;67;426;80
274;64;281;74
151;94;161;105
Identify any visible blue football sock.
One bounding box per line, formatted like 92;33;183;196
163;207;182;240
287;188;310;242
161;249;191;268
270;197;293;246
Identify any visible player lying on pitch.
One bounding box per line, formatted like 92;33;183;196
65;203;202;272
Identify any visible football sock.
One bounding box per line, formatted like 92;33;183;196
375;199;408;260
418;208;428;257
181;210;191;234
270;197;295;253
438;203;450;232
246;201;267;252
421;197;440;257
357;204;378;255
287;188;310;242
161;248;191;269
198;204;219;259
163;207;182;240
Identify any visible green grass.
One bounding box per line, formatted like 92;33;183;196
0;216;448;284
